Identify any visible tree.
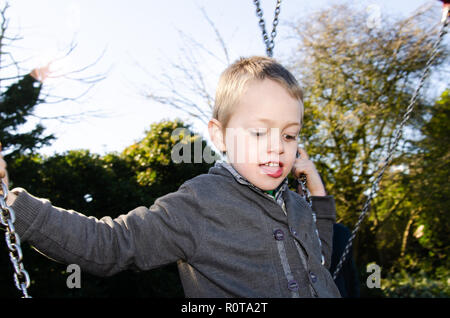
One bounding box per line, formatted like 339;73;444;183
122;119;217;199
3;148;186;298
361;89;450;297
402;89;450;271
2;119;215;297
0;2;53;156
139;8;229;126
0;71;55;156
0;1;106;158
286;3;448;268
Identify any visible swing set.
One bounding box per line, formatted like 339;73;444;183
1;0;449;298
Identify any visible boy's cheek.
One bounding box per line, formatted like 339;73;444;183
284;148;298;165
226;135;261;164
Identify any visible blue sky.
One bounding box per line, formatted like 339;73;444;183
1;0;443;156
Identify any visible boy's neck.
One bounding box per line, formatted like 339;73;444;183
265;189;276;198
218;160;287;195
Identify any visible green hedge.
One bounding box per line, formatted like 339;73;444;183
380;269;449;298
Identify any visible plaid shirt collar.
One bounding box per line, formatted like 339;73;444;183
215;160;289;206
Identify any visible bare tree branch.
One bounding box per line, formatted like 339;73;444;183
135;8;230;130
0;0;110;128
29;109;110;124
200;7;230;65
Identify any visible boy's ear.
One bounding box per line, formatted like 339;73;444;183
208;118;226;154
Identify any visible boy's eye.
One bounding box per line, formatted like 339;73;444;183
283;134;298;141
250;130;267;137
249;129;298;141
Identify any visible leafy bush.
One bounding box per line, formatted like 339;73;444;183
381;269;450;298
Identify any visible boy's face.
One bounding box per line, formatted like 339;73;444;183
221;78;302;191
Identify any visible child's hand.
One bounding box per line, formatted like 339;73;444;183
291;147;326;196
30;64;51;83
0;143;9;192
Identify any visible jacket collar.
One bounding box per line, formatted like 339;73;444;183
212;160;289;204
209;161;317;259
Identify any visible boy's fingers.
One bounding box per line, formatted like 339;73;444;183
0;142;6;180
297;147;309;160
0;156;5;177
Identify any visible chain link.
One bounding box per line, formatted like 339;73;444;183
253;0;324;265
332;15;449;281
253;0;282;57
0;181;32;298
297;174;326;266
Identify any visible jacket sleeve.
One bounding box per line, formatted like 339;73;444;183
8;184;203;277
311;195;336;269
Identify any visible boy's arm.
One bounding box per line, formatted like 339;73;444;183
292;147;335;268
6;184;203;277
311;195;336;269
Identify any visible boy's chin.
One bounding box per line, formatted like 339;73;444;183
252;175;285;191
231;162;287;191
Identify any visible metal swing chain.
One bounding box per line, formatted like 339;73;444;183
332;14;449;280
253;0;326;266
253;0;282;57
0;181;32;298
298;174;326;266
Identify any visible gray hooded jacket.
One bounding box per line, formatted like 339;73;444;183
10;161;341;297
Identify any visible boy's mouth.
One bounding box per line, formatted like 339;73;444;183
259;161;284;178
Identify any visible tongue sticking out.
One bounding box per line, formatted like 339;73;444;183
259;164;283;178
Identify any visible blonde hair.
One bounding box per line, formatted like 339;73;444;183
213;56;304;129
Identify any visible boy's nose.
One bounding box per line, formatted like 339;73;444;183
268;131;284;154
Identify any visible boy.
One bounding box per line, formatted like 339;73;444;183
0;56;340;297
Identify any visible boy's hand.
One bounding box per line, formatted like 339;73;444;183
30;64;51;83
291;147;326;196
0;143;9;193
